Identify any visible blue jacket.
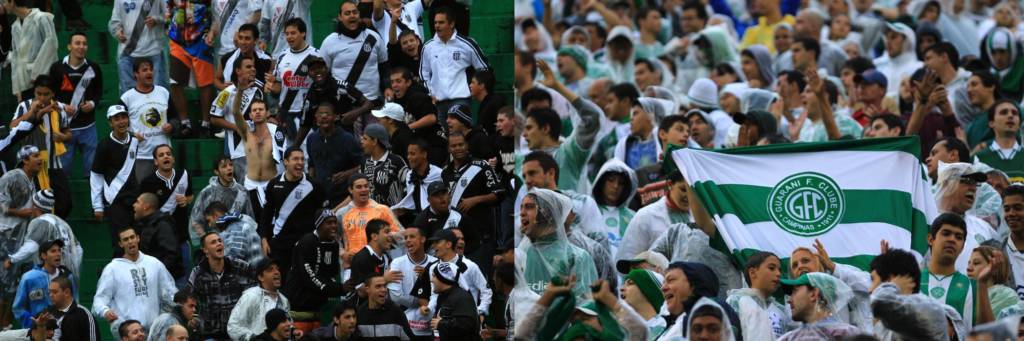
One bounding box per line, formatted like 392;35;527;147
13;266;51;328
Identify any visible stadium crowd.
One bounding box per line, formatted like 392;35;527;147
0;0;518;340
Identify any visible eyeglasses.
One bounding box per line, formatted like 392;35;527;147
958;178;979;185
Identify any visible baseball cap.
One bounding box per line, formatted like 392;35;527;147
363;124;391;149
106;105;129;119
779;273;813;295
372;102;406;122
448;104;473;127
428;229;458;245
615;250;669;275
854;70;888;89
254;258;278;274
433;261;459;285
685;109;716;131
427;181;449;196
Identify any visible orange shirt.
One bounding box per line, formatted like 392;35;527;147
339;200;399;253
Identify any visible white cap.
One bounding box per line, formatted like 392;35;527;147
371;102;406;122
106;105;128;119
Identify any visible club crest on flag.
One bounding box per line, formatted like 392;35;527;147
767;172;845;237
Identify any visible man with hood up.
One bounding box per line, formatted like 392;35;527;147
740;46;776;89
873;23;923;96
519;188;598;302
777;273;860;340
602;26;636;84
675;26;739;94
591;159;637;258
981;28;1024;101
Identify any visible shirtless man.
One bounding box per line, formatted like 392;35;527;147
231;97;282;218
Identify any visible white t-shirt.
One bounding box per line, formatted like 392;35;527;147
371;0;426;45
320;28;388;101
273;45;320;113
120;86;170;160
213;0;264;57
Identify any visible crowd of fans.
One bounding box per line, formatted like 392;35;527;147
506;0;1024;339
0;0;519;340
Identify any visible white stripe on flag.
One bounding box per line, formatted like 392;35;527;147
714;214;913;258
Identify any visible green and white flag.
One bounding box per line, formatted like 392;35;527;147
672;137;938;270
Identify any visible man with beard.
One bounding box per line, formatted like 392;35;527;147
441;132;501;268
229;259;290;341
321;1;388;134
90;106;140;256
921;213;996;326
283;211;343;333
185;232;257;340
777;273;859;340
259;147;325;276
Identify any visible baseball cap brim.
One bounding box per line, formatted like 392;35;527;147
779;274;811;295
962;172;988;183
616;259;643;275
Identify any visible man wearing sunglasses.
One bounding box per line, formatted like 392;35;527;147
935;162;999;273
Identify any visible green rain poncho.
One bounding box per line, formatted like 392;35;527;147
519;189;600;302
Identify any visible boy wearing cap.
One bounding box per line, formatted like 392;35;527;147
430;261;481;341
229;259;291;341
777;273;859;340
13;239;74;328
412;181;473;241
8;189;81;284
91;106;141;256
445;104;495;161
372;102;415;163
359;123;409;207
620;269;667;338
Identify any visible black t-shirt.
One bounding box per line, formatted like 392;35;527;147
307;127;363;203
220;49;273;84
477;93;506;137
394;85;445;149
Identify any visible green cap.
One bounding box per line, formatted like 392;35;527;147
625;269;665;310
557;45;588;71
779;273;812;296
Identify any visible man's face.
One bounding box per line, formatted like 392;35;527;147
831;15;851;38
400;34;420;56
928;224;966;265
630;105;654;137
250;101;269;123
619;278;647;309
215;159;234;183
284;25;304;49
689;315;724;341
407;144;427;170
110;113;131;135
885;31;905;57
48;282;70;307
496;114;515;137
1003;194;1024;235
339;3;361;31
741;55;759;82
791;43;811;69
945;178;978;214
926;140;954;179
118;229;140;257
350;179;371;204
688;115;712;146
787;285;818;323
123;322;145;341
556;55;579;80
857;83;885;103
640;10;662;33
866;118;900;138
447;134;469;161
361;134;378;151
335;310;357;336
310;63;329;85
155;146;174;172
180;298;197;321
132;197;150;219
284;150;305;178
21;151;42;175
662;269;693;315
967;76;994;107
202;233;225;260
522;160;553;190
520;195;542;239
469;76;486;98
315;107;336;130
404;228;424;254
236;30;255;54
989;102;1021;135
258;264;282;290
566;31;588;46
603;93;631;121
789;249;820;277
774;28;792;52
660;121;690;147
923;50;946;72
237;59;256;84
452;229;466;254
271;321;292;339
681;8;705;33
634;63;656;90
601;173;626;205
390;73;410;98
43;244;62;268
319;218;339;241
434;13;454;38
368;277;388;305
992;49;1011;70
427;192;450;214
69;35;87;59
720;93;741;114
135;63;154;87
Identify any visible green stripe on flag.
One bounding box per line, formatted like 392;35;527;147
685;136;923;162
734;248;878;273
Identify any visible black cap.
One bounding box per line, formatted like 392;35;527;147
428;229;458;245
264;309;289;332
39;239;64;255
254;258;278;274
961;171;988;184
427;181;449;196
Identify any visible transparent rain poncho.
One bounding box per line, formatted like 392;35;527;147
189;176;253;240
870;282;953;340
684;297;738;341
648;222;743;298
934;162;1001;271
517;189;600;303
740;89;778;114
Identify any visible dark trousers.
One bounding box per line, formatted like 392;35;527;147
33;0;83;20
47;168;71;218
105;200;134;257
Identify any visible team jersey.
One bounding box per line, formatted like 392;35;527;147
212;0;263;57
259;0;312;57
210;83;265;159
320;28;388;101
120;86;171;160
371;0;426;44
273;45;320;114
921;269;976;325
420;31;489;101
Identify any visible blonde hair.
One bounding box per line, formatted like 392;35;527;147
972;246;1010;285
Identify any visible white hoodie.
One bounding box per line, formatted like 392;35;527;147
92;252;177;332
873;23;923;96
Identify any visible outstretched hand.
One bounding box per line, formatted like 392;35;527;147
537;60;561;90
813;239;835;272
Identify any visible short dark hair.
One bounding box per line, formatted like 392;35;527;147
250;98;267;110
447;131;466;145
523;151;559;181
682;0;709;21
365;219;389;241
494;262;515;286
204;201;229;217
520;88;552;112
971;69;997;89
238;23;260;40
51;276;73;292
924;42;959;69
987;99;1021;123
871;114;905;136
33;75;53;91
473;70;496;93
659;115;689;136
200;232;220;247
152;143;172;159
516;50;537;80
636;6;662;21
408;138;430;156
117;226;137;238
526;108;561;140
842;57;875;75
635;58;658;73
332;299;358;318
930;212;967;238
284;17;307;33
284;146;304;160
1003;184;1024;202
713;63;740;78
778;70;807;92
133;58;154;73
69;31;88;43
212;155;232;173
743;251;779;286
390;66;415;83
173;287;197;304
348;172;369;188
434;6;457;24
609;83;641;106
118;320;142;339
936;137;970;163
869;248;921;293
795;37;820;59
